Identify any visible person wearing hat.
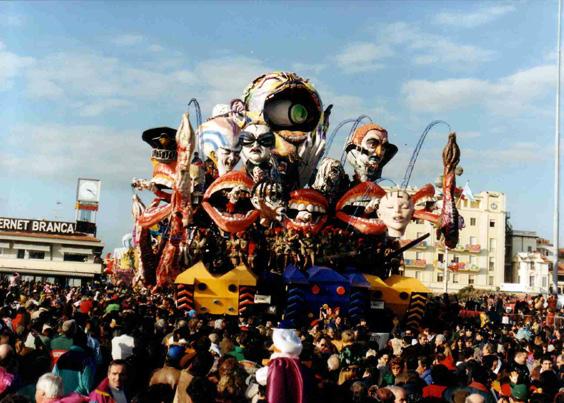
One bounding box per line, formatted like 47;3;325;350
256;325;312;403
172;345;214;403
148;345;183;392
39;324;54;352
510;384;528;403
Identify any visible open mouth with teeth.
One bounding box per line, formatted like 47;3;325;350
411;183;439;223
202;171;260;233
284;189;328;233
151;160;177;191
335;182;387;235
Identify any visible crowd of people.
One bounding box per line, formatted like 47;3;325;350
0;276;561;403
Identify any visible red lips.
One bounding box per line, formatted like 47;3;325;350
202;171;260;233
137;202;173;229
411;183;440;224
151;160;177;189
335;182;387;235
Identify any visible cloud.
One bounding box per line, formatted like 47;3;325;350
402;78;491;113
75;98;133;117
111;34;167;54
0;14;24;27
434;4;515;28
336;22;495;74
23;51;200;115
148;44;165;52
190;56;272;110
464;142;549;167
411;40;494;66
111;34;144;46
1;124;152;185
12;38;387;130
381;22;495;68
401;64;555;116
16;45;273;116
335;42;394;73
0;41;34;91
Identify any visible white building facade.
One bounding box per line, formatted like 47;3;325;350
0;217;103;286
501;252;551;294
500;230;553;294
403;190;507;293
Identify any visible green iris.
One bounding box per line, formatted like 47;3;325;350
290;104;308;124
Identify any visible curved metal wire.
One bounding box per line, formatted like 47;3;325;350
400;120;452;189
339;114;373;166
187;98;202;129
375;177;398;188
323;118;357;160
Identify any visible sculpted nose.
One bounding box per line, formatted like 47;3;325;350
375;144;383;156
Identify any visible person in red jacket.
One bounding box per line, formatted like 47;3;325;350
88;360;130;403
422;364;450;400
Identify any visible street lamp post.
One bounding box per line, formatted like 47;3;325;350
444;247;449;293
553;0;562;295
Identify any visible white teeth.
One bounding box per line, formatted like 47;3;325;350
214;182;250;193
297;203;306;211
306;204;314;212
289;202;298;209
352;200;369;207
217;209;253;221
319;207;326;214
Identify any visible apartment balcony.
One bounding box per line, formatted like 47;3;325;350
433;261;481;273
435;243;481;253
413;241;428;250
404;258;427;269
0;257;102;277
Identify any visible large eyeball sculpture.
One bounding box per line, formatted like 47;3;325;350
243;72;323;145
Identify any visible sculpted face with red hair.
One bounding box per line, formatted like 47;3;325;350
345;123;398;182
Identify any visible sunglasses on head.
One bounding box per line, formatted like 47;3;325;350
240;131;275;148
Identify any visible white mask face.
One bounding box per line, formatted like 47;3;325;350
377;191;414;237
217;147;241;175
240;125;274;165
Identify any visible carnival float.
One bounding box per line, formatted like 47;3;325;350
108;71;464;329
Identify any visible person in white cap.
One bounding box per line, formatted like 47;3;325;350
256;325;311;403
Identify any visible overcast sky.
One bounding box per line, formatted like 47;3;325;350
0;1;561;251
